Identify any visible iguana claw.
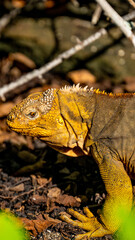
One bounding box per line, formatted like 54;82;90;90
60;207;111;239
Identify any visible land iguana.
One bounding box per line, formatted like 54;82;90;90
7;84;135;239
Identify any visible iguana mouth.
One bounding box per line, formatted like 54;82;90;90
7;119;36;131
7;124;33;131
7;124;38;134
10;127;30;130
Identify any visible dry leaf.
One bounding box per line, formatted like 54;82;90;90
37;176;51;186
44;0;55;8
30;194;46;205
125;82;135;92
9;133;27;146
57;194;81;207
9;53;36;70
12;0;26;8
68;69;96;85
124;76;135;84
10;67;21;78
0;131;27;145
22;214;61;237
47;187;61;199
0;102;14;118
10;183;24;192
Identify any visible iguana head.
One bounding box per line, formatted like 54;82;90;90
7;87;92;156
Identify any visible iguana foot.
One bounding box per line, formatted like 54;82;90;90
60;207;111;239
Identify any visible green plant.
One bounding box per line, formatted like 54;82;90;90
0;211;29;240
116;207;135;240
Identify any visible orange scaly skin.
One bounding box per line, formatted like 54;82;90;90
7;85;135;239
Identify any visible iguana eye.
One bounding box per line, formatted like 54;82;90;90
26;111;38;119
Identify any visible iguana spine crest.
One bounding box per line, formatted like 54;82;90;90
60;84;135;98
61;83;94;94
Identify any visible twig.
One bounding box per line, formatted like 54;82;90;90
0;28;107;100
0;0;49;35
11;181;50;203
128;0;135;8
123;10;135;21
91;4;102;25
0;10;135;101
96;0;135;47
0;8;21;34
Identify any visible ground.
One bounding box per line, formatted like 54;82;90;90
0;1;135;239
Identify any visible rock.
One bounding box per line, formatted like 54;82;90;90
3;18;55;65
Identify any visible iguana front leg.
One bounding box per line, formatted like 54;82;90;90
61;207;112;239
60;146;133;239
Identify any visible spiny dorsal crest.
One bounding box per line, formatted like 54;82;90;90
60;83;94;94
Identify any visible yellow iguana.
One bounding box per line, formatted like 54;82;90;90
7;84;135;239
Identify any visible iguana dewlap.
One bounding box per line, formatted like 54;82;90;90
7;85;135;239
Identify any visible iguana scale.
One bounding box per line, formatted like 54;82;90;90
7;84;135;239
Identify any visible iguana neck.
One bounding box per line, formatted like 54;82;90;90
57;87;96;155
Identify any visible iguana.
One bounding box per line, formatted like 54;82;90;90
7;84;135;239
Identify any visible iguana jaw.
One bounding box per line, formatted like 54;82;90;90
7;122;90;157
7;117;84;156
7;126;87;157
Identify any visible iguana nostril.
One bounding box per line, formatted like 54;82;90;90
7;112;15;122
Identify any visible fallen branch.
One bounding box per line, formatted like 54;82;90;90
96;0;135;47
91;4;102;25
128;0;135;8
0;10;135;101
0;8;21;34
0;28;107;100
123;10;135;21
